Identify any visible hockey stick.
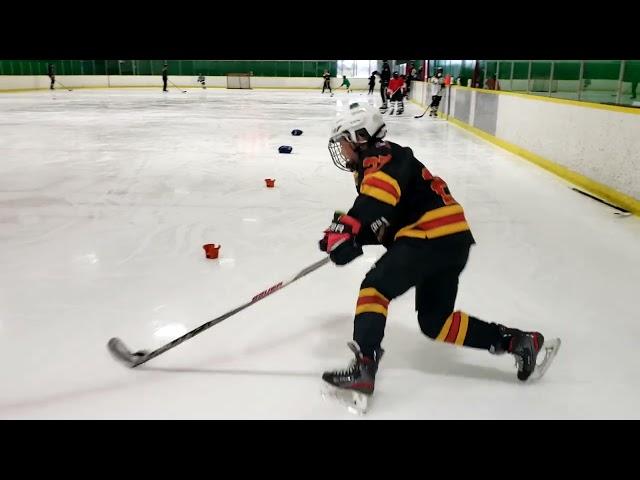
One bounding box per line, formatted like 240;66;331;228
169;80;188;93
414;90;435;117
571;188;632;216
107;256;331;368
55;80;73;92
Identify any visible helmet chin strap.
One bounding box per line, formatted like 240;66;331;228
346;159;358;171
371;124;385;139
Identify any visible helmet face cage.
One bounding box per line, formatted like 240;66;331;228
328;127;376;171
328;137;351;171
329;104;387;171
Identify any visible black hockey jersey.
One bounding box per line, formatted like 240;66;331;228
381;64;391;84
347;141;474;248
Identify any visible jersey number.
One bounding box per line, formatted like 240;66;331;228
422;167;456;205
363;154;392;174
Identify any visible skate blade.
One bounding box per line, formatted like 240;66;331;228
529;338;561;381
321;383;370;415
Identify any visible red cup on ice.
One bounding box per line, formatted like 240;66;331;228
203;244;221;259
265;178;276;188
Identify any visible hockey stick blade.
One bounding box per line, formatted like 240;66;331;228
414;110;428;118
107;337;146;368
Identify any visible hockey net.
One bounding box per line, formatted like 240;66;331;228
226;72;252;89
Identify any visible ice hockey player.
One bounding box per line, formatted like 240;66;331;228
403;72;412;100
322;69;332;94
428;67;445;116
386;72;406;115
337;75;353;93
197;73;206;89
368;73;376;95
162;64;169;92
379;61;391;113
48;63;56;90
319;103;560;412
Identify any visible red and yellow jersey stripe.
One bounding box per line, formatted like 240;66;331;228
395;204;470;240
355;287;390;317
360;171;401;207
435;311;469;345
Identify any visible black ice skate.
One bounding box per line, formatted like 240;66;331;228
492;325;561;381
321;342;383;414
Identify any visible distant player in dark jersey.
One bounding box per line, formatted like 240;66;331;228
162;64;168;92
48;63;56;90
322;70;332;94
368;73;376;95
379;60;391;112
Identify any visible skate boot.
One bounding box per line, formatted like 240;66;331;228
491;325;561;381
321;342;384;414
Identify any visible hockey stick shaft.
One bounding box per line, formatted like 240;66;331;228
120;256;331;367
55;80;72;91
169;80;187;93
384;86;404;109
386;86;403;98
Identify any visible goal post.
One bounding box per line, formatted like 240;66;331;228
226;72;252;89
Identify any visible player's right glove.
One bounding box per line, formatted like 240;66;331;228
318;212;363;266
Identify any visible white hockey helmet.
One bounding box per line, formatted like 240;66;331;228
328;102;387;171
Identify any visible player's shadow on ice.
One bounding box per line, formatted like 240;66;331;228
144;367;319;378
143;315;346;378
144;314;514;384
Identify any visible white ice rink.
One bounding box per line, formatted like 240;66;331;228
1;88;639;419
